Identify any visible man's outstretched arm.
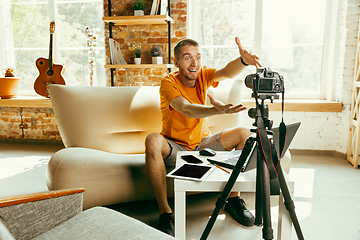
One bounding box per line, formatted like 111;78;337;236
170;94;247;119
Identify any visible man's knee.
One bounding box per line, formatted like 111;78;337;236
221;127;252;150
145;133;163;152
145;133;170;159
238;127;252;139
224;127;251;139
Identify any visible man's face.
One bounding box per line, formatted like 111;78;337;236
175;45;201;82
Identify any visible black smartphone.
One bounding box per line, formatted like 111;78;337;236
181;155;203;164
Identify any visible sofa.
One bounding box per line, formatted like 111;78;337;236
46;81;291;210
0;188;176;240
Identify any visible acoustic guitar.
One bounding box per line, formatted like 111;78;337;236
34;21;65;98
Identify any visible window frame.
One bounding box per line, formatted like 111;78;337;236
0;0;105;96
188;0;342;100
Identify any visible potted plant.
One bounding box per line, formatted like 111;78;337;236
151;45;163;64
132;0;146;16
129;45;142;64
0;67;21;99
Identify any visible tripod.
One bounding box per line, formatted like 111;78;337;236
200;101;304;240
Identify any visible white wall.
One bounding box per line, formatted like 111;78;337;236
240;0;359;154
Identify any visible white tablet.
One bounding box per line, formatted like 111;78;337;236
166;163;215;181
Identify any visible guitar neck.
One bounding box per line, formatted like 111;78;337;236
48;33;53;69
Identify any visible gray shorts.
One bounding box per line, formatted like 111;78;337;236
164;132;226;168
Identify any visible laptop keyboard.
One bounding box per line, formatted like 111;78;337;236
222;154;241;166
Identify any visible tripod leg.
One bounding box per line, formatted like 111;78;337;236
259;157;273;240
278;167;305;240
255;147;263;226
200;138;254;240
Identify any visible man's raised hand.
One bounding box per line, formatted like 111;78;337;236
235;37;262;68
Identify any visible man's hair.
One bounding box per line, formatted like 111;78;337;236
174;39;199;60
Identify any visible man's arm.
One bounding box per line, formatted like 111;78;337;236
213;37;262;82
170;94;247;119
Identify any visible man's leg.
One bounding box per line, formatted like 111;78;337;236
220;127;252;151
221;126;252;199
145;133;172;213
220;127;255;226
145;133;174;235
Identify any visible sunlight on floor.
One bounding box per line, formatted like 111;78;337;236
288;167;315;221
289;168;315;198
0;156;49;179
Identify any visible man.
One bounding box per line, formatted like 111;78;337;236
145;37;262;236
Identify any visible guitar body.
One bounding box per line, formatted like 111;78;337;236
34;22;66;98
34;57;65;98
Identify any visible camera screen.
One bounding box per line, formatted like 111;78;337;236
259;78;273;91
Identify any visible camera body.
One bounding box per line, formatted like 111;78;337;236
245;68;284;100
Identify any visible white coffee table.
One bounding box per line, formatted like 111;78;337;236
173;151;294;240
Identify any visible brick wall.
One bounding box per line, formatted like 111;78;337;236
0;107;60;140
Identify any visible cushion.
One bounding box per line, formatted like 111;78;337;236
33;207;176;240
0;193;82;240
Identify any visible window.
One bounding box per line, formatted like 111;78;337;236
189;0;341;100
0;0;105;95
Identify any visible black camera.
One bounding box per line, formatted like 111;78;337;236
245;68;284;100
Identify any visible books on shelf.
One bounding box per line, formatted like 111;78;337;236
150;0;168;15
109;38;127;65
150;0;158;15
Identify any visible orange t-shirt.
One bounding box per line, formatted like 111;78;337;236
160;66;219;150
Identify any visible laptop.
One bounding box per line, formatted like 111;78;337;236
207;122;301;172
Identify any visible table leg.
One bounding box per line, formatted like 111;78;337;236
277;192;293;240
175;190;186;240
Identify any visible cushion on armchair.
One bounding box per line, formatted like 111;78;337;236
0;193;83;240
33;207;175;240
0;189;176;240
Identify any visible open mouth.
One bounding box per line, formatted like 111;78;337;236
188;69;197;73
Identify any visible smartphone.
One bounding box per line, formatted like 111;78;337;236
181;155;203;164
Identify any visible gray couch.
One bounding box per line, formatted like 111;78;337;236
0;189;176;240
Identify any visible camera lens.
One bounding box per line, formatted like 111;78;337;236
245;73;256;89
248;107;257;119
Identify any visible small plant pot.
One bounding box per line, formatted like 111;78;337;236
0;77;21;99
134;10;144;16
152;57;163;64
134;58;141;64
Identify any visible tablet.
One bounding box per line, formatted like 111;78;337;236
166;163;215;181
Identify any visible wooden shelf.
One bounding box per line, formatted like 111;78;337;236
102;15;173;25
105;64;174;69
0;97;51;108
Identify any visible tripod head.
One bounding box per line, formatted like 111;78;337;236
248;100;273;130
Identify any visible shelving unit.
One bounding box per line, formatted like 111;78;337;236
103;1;173;86
346;14;360;168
